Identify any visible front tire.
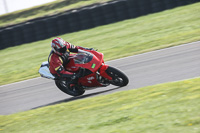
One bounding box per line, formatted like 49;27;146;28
55;80;85;96
106;66;129;87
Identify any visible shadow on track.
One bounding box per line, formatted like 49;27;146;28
32;87;121;110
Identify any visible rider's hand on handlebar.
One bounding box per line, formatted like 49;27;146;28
88;48;94;51
89;48;98;51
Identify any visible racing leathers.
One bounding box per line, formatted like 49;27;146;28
48;42;91;79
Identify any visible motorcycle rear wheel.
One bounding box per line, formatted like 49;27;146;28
106;66;129;87
55;80;85;96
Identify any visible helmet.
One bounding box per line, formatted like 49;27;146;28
51;37;67;55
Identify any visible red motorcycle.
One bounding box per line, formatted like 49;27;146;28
39;49;129;96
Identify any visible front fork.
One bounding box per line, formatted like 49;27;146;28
98;63;112;80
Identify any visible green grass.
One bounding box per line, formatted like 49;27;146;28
0;2;200;85
0;77;200;132
0;0;111;27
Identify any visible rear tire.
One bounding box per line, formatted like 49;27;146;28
106;66;129;87
55;80;85;96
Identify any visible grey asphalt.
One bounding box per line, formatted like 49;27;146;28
0;41;200;115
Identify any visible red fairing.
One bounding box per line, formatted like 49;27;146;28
99;64;112;80
64;50;113;86
72;50;104;73
78;73;102;87
65;58;80;72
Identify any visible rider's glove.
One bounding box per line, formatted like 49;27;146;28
89;48;98;51
83;47;94;51
88;48;94;50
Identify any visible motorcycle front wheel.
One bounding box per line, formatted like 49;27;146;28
106;66;129;87
55;80;85;96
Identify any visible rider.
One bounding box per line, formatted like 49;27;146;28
48;37;93;80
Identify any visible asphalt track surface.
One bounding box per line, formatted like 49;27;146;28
0;41;200;115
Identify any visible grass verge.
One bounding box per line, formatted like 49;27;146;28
0;77;200;132
0;0;111;27
0;3;200;85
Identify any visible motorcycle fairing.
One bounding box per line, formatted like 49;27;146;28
64;59;80;72
72;50;103;73
99;64;112;80
78;73;102;87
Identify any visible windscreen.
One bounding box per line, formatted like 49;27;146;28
74;52;93;64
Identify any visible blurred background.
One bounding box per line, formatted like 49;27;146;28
0;0;56;15
0;1;200;132
0;0;199;50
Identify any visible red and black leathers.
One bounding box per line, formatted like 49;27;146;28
48;42;89;78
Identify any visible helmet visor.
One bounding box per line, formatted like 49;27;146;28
58;46;67;53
